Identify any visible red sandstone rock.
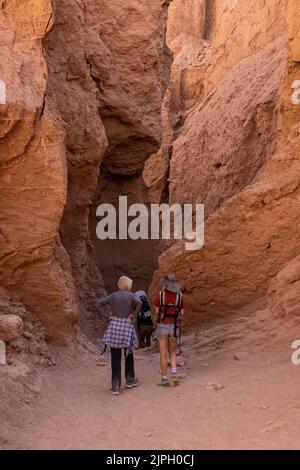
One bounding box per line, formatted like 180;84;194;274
94;0;172;176
89;0;172;293
149;0;300;326
0;0;172;340
1;0;300;349
0;315;23;342
0;1;78;343
169;37;286;214
268;255;300;320
44;0;109;338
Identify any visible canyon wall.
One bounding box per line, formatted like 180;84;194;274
89;0;172;293
0;0;172;343
150;0;300;327
1;0;300;347
0;0;78;343
44;0;108;338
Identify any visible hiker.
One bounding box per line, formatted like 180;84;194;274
153;274;185;387
96;276;142;395
135;290;153;348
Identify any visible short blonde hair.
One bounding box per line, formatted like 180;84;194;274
117;276;133;291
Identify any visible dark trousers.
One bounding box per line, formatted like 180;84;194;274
110;348;135;390
138;323;153;348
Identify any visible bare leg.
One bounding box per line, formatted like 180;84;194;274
169;339;179;385
169;339;177;370
158;338;168;376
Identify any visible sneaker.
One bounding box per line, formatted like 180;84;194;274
159;377;170;387
109;388;120;395
126;378;140;389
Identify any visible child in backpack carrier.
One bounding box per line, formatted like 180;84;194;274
135;290;153;348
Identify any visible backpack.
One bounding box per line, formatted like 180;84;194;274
140;294;151;321
135;291;152;323
158;291;182;338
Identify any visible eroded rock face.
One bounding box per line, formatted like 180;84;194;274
0;315;23;342
268;256;300;320
0;0;173;341
45;0;109;338
0;0;78;344
204;0;287;95
0;286;58;366
167;0;205;44
144;0;207;204
149;0;300;325
90;0;173;292
2;0;299;344
95;0;172;176
170;37;286;214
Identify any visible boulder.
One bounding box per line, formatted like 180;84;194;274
0;315;23;342
268;255;300;319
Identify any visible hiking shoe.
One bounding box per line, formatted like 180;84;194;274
109;388;120;395
159;377;170;387
126;378;140;389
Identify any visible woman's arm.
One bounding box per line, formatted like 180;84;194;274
96;294;112;314
153;306;160;329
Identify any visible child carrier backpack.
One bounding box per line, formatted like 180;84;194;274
140;294;150;313
139;293;151;322
158;291;182;338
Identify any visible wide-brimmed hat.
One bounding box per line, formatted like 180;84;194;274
160;274;182;293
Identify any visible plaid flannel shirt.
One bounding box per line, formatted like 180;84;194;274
100;317;138;356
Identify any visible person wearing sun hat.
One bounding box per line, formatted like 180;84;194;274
154;274;185;387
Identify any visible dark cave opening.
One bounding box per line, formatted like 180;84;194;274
89;171;165;294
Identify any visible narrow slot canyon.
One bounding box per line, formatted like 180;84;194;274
1;0;300;450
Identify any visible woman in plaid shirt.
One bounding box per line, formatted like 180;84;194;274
96;276;142;395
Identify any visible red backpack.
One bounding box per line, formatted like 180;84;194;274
158;291;182;338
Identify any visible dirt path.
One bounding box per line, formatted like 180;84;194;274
2;336;300;450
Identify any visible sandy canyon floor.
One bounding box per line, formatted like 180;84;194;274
1;318;300;450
